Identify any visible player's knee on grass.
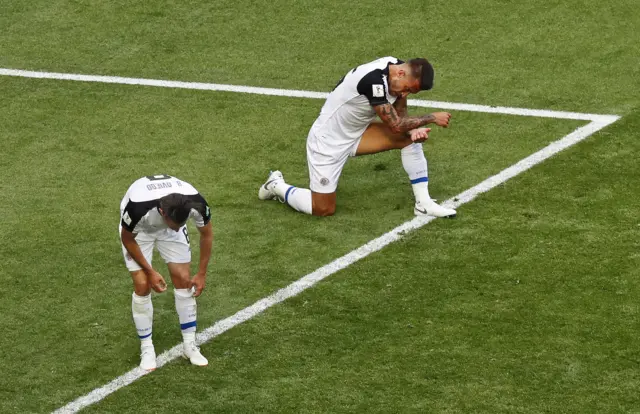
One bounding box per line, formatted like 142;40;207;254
314;204;336;217
312;192;337;217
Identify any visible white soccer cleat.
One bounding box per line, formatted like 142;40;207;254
414;200;456;218
258;170;284;201
139;344;157;371
183;342;208;366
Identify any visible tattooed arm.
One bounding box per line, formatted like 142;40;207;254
375;104;451;134
393;96;408;118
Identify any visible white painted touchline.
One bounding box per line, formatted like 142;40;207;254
0;68;617;122
51;113;620;413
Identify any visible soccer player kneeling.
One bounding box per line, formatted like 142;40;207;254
259;56;456;218
119;175;213;371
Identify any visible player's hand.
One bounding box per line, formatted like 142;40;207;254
189;272;206;297
432;112;451;127
145;269;167;293
409;128;431;143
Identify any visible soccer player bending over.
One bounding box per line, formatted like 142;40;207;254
259;57;455;218
120;175;213;371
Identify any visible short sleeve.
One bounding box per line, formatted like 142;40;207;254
187;193;211;227
356;69;388;107
121;200;155;232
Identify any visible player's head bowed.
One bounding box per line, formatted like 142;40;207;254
158;193;203;229
389;58;435;98
408;58;434;91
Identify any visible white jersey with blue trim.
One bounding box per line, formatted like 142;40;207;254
311;56;401;142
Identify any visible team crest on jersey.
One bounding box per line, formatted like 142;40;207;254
122;211;132;225
372;84;384;97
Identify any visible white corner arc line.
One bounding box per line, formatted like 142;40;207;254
0;68;618;122
51;114;619;413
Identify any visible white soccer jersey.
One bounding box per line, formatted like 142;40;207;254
311;56;402;141
119;175;211;234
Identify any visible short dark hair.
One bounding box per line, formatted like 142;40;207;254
159;193;199;225
408;58;435;91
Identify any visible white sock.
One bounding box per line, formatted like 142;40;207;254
273;181;312;215
132;292;153;345
401;143;431;204
174;288;197;343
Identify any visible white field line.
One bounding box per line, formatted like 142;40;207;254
51;119;619;414
12;67;617;412
0;68;618;122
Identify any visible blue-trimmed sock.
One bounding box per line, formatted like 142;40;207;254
132;292;153;345
174;288;197;343
276;182;312;215
401;143;431;203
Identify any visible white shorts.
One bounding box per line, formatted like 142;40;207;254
306;129;362;193
120;225;191;272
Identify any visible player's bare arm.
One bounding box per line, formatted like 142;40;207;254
120;227;152;272
394;98;432;141
120;227;167;292
375;103;451;134
190;221;213;297
393;96;408;118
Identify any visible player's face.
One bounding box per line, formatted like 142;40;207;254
389;76;421;99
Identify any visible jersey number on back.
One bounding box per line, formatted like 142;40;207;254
146;174;172;181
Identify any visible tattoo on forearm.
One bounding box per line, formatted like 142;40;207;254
393;98;408;117
397;114;436;131
376;104;437;133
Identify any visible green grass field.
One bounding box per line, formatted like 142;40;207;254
1;1;639;413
